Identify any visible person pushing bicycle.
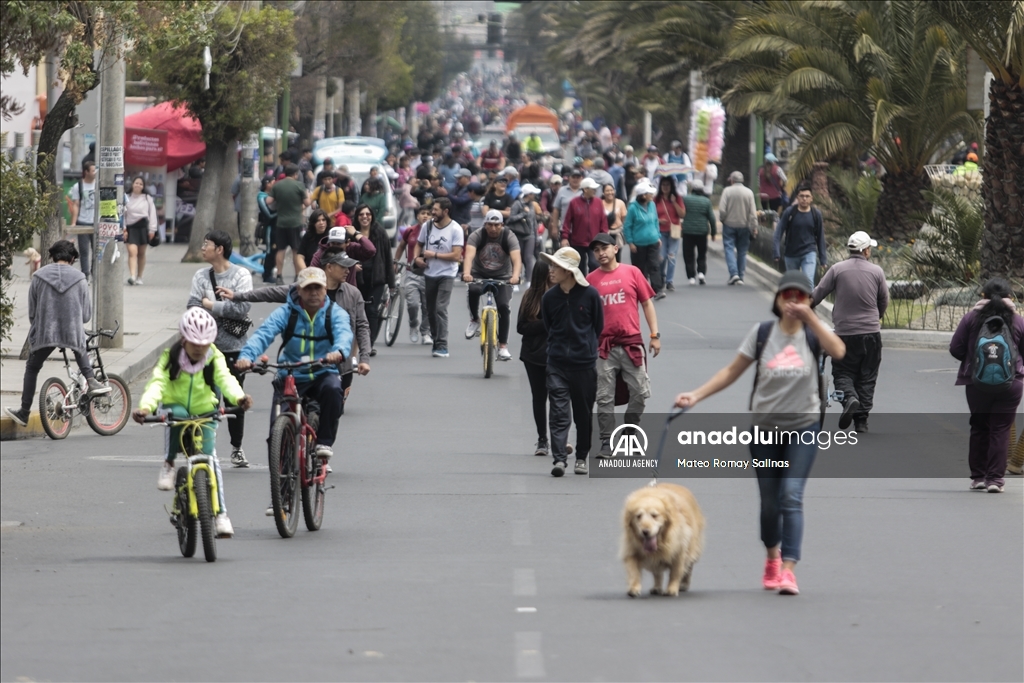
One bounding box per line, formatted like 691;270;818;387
235;267;353;464
132;308;254;538
463;209;522;361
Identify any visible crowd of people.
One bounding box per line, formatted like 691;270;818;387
11;71;1019;596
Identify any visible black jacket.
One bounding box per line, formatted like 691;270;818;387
541;283;603;369
517;304;547;366
357;223;395;290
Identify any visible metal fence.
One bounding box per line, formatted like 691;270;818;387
747;212;1020;332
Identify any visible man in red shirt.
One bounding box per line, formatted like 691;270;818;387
586;233;661;459
561;177;609;275
479;140;504;176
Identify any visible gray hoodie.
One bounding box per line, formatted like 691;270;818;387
28;264;91;353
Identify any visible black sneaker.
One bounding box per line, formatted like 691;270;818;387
551;461;566;477
5;407;29;427
534;439;549;457
838;398;860;430
666;282;675;292
854;419;868;433
596;440;613;459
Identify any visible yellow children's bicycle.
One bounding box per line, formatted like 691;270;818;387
144;407;242;562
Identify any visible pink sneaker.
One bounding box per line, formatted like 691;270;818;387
762;558;782;590
778;568;799;595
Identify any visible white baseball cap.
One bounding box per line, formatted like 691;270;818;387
484;209;504;223
520;184;540;196
580;177;600;190
634;180;656;196
847;231;878;251
327;227;347;243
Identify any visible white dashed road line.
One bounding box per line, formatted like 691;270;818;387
515;631;545;678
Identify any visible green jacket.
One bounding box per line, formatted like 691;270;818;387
681;194;717;238
139;344;244;414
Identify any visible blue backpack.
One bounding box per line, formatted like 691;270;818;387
971;316;1018;393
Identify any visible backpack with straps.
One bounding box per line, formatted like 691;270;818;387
279;300;336;358
971;315;1018;393
750;321;827;427
165;341;217;393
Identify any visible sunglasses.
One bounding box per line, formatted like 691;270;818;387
357;212;372;218
779;288;809;301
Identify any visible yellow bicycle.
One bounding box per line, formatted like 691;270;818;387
474;279;503;378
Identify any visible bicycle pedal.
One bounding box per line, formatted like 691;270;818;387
325;484;336;491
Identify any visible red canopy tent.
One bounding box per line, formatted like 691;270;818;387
124;102;204;171
505;104;559;133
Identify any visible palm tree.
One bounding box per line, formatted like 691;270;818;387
929;1;1024;282
720;1;978;242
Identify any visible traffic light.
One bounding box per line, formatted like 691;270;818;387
487;13;502;45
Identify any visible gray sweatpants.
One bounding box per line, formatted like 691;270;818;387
596;345;651;442
403;271;430;335
424;275;454;350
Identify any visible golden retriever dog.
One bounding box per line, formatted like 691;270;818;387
621;482;705;598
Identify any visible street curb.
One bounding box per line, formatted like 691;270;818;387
708;240;952;349
0;329;179;442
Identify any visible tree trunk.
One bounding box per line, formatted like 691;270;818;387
184;139;228;262
872;170;930;243
35;88;80;265
979;78;1024;283
213;142;239;243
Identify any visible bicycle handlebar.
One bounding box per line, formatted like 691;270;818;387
242;357;327;376
87;321;120;340
142;405;245;424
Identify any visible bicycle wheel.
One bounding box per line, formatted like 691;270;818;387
38;378;72;440
301;414;325;531
269;414;300;538
175;467;197;558
384;289;403;347
193;468;217;562
85;373;130;436
483;309;496;379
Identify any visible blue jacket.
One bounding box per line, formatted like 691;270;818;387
622;199;661;247
506;178;522;200
240;288;353;382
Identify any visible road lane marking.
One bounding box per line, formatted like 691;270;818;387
515;631;545;678
516;607;537;613
514;568;536;596
512;520;531;546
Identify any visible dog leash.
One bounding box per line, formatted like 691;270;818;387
650;406;688;487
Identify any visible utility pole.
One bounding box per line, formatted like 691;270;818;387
347;81;360;136
93;34;126;348
239;133;259;256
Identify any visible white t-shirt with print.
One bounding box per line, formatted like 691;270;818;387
417;219;464;279
738;321;820;429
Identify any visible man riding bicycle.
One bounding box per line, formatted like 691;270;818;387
463;209;522;361
235;267;353;465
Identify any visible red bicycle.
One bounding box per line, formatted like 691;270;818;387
247;357;331;538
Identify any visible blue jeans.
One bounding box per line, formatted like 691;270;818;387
750;423;819;563
659;234;679;284
722;226;751;279
784;252;818;284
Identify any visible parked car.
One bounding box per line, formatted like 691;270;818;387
313;161;398;239
313;136;388;166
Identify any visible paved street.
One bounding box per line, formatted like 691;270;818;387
2;254;1021;682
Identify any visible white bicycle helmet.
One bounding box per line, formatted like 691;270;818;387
179;307;218;344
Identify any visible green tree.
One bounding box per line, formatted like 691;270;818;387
1;0;151;264
929;1;1024;281
400;1;443;104
0;153;52;344
720;1;978;242
138;4;296;261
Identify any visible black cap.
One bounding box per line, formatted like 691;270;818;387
589;233;616;248
776;270;813;295
569;168;583;177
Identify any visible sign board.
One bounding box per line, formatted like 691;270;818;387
99;187;118;220
125;128;168;167
96;220;122;263
98;145;123;169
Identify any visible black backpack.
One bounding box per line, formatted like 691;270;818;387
278;301;336;358
165;341;217;394
750;321;827;427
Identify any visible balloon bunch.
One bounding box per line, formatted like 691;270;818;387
688;98;726;172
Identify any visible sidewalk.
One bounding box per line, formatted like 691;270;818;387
1;243;206;440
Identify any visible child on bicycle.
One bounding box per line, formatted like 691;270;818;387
132;308;253;538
